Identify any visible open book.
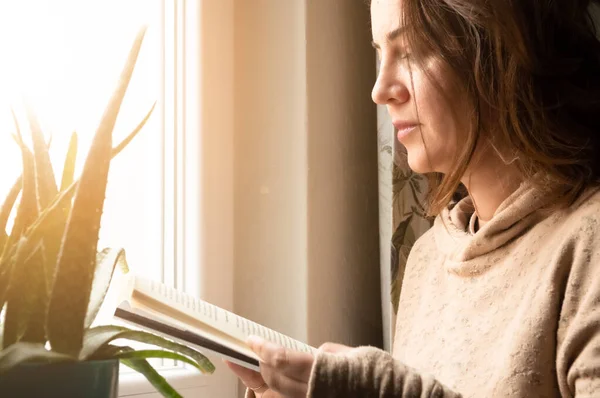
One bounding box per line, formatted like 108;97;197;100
109;275;316;371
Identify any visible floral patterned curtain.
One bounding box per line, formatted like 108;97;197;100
377;92;432;351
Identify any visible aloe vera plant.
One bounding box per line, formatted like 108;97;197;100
0;26;215;397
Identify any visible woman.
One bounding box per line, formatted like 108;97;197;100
227;0;600;396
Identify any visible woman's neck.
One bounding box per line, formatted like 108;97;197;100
461;163;523;222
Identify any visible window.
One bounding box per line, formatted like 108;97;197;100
0;3;161;274
0;0;224;396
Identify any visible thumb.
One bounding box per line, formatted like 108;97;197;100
318;342;353;354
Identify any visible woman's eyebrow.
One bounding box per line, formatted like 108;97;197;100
371;26;407;49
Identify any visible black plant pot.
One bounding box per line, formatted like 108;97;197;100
0;359;119;397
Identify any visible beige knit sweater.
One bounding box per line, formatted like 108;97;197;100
248;181;600;397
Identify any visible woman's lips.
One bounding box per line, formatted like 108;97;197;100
393;121;419;140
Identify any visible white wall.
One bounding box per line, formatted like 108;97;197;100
233;0;309;345
197;1;381;396
233;3;381;396
304;0;382;348
195;0;237;396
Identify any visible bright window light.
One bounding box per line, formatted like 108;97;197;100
0;0;162;279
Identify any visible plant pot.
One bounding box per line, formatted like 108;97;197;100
0;359;119;398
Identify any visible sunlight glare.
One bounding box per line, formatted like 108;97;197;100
0;0;159;234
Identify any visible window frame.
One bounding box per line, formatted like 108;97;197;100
117;0;226;395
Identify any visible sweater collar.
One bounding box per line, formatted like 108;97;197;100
433;180;556;275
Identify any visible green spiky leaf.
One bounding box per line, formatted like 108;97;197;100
0;342;74;374
112;102;156;158
46;27;147;356
115;349;208;373
60;132;78;192
1;178;78;273
84;247;129;328
0;116;140;271
24;104;58;209
0;105;152;264
0;176;22;252
0;111;151;273
0;195;73;319
81;325;215;374
3;245;47;346
0;88;149;353
93;344;207;374
90;345;181;398
0;188;74;337
120;355;182;398
24;106;68;296
3;134;37;259
0;135;41;346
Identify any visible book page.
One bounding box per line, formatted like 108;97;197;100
131;276;316;355
117;300;261;366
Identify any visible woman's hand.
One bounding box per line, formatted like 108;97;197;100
224;359;278;397
225;336;353;398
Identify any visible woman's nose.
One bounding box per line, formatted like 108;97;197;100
371;65;410;105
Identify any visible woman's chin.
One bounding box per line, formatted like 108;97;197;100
406;153;434;174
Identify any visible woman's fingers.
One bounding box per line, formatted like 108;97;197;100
258;363;309;397
223;360;268;392
247;336;314;382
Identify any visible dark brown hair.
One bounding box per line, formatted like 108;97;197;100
399;0;600;215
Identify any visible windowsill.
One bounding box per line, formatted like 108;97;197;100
118;367;210;397
118;357;237;398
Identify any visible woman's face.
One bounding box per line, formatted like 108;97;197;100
370;0;470;174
